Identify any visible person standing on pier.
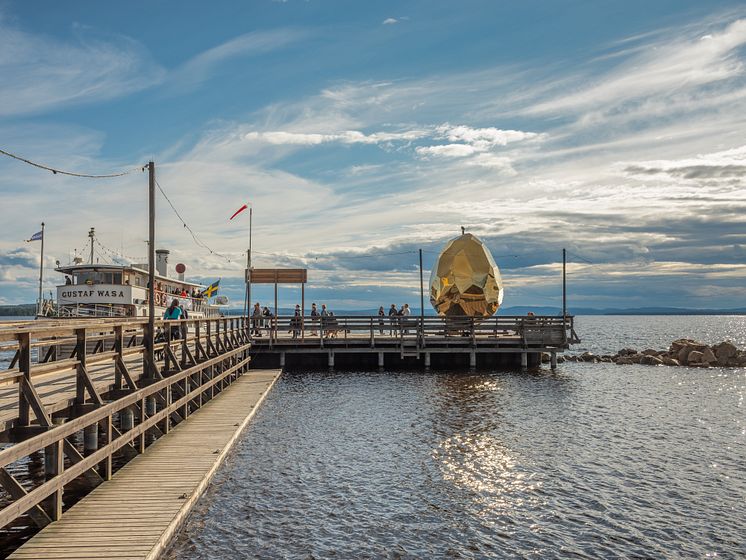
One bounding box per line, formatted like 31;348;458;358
291;305;301;339
401;303;411;335
252;302;262;337
378;306;385;335
388;304;398;336
321;304;329;338
164;299;183;339
310;303;319;336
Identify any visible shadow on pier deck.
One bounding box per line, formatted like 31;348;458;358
249;315;579;370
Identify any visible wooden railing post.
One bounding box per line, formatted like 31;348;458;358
75;328;87;404
114;326;123;390
17;333;31;427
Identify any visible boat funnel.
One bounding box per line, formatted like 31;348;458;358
155;249;169;277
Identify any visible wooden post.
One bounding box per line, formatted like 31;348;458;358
18;333;31;426
146;161;157;378
75;328;86;404
550;351;558;370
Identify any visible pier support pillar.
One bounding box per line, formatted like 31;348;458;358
83;423;98;455
521;352;528;370
280;352;285;369
146;396;157;418
378;352;384;370
328;351;334;370
424;352;430;371
550;352;558;370
120;407;134;431
469;351;476;371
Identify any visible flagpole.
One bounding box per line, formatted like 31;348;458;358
37;222;45;317
247;207;252;319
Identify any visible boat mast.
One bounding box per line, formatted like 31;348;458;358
88;227;95;264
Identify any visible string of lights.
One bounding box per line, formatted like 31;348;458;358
0;148;142;178
154;179;234;263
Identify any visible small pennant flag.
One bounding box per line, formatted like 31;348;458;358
229;204;249;220
26;231;43;242
201;279;220;298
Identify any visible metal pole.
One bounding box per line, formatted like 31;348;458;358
562;248;567;318
419;248;424;338
147;161;156;377
37;222;45;316
247;207;252;316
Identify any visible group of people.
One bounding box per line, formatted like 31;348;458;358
251;302;275;337
377;303;412;335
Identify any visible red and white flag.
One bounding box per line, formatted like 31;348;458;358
229;203;249;220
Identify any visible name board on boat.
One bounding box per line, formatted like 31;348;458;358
57;285;134;305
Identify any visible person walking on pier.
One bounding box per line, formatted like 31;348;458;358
164;299;183;339
378;306;385;335
388;304;398;336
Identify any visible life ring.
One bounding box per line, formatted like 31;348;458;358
155;291;164;307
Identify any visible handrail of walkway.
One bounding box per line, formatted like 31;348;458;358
246;314;577;347
0;316;251;530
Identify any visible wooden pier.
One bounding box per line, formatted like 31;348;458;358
249;314;579;370
7;369;280;560
0;316;254;554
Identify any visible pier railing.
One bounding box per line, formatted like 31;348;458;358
249;314;578;348
0;316;250;530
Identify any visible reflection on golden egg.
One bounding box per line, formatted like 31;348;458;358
429;233;504;317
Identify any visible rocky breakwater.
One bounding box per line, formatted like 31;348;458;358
559;339;746;367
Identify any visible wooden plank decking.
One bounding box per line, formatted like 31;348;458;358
8;369;281;560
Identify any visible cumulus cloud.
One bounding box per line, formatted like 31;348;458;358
382;18;399;25
415;144;477;158
436;124;542;146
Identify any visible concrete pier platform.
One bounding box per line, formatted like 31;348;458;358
8;369;281;560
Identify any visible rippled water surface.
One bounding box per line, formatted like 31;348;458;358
166;316;745;559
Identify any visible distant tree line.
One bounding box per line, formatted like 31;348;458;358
0;304;37;316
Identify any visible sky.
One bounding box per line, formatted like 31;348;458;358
1;0;746;311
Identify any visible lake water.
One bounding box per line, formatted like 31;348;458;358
164;316;745;559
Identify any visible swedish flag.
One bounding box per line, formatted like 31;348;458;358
201;279;220;298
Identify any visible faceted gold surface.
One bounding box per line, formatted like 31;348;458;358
429;233;504;317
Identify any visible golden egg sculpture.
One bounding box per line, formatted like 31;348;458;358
429;233;504;317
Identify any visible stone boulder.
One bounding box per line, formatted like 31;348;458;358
700;347;717;365
686;350;707;366
617;348;637;356
640;354;663;366
677;342;708;365
615;357;634;365
661;356;680;366
641;349;660;357
712;341;738;366
670;339;700;355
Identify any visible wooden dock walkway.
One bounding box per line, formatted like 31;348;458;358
7;369;280;560
0;316;253;548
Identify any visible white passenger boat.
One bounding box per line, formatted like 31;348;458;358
53;249;222;319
